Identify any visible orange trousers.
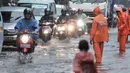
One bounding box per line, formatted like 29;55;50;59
119;35;127;53
93;42;104;63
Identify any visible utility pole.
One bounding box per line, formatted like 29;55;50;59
108;0;116;28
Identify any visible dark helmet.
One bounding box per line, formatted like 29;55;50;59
122;8;127;12
61;9;67;15
24;8;33;19
44;8;51;15
77;8;83;13
24;8;32;15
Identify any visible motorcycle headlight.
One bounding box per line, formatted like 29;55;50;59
68;25;74;31
58;26;65;31
77;20;84;27
44;30;49;34
78;28;82;31
20;35;30;43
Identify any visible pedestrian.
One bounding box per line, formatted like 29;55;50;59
116;9;128;54
90;6;108;65
73;40;98;73
127;8;130;40
122;8;129;42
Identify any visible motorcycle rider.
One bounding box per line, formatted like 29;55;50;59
57;9;69;24
15;8;40;52
76;8;88;33
40;8;54;22
40;8;54;26
39;8;54;35
69;8;77;19
76;8;87;21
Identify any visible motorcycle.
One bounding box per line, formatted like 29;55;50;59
57;23;67;40
55;19;67;40
76;19;85;36
39;21;53;43
17;30;36;64
67;19;77;37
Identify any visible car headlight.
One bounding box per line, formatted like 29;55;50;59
44;30;49;34
20;35;30;43
77;20;84;27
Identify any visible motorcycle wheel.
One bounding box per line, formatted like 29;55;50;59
59;34;66;40
19;53;27;64
41;35;50;43
78;30;84;36
19;53;32;64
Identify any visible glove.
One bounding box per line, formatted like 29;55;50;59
90;40;93;45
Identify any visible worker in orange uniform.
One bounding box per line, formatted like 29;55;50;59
127;8;130;35
122;8;129;42
116;8;122;42
90;6;108;65
116;9;128;54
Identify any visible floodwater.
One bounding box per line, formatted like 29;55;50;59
0;28;130;73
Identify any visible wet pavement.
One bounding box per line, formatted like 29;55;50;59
0;28;130;73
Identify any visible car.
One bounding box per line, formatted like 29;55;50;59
17;0;57;22
0;6;30;50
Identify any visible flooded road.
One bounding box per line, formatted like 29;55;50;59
0;28;129;73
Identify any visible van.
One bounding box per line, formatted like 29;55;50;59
17;0;56;15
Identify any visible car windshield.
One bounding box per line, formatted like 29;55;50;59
1;11;23;23
33;8;45;16
18;3;48;8
56;8;62;17
70;0;106;3
32;4;48;16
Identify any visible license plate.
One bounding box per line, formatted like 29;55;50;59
5;37;14;40
20;44;30;48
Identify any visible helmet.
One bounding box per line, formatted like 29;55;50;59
44;8;51;15
122;8;127;12
24;8;32;15
78;8;83;13
24;8;33;19
70;8;76;15
61;9;67;15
